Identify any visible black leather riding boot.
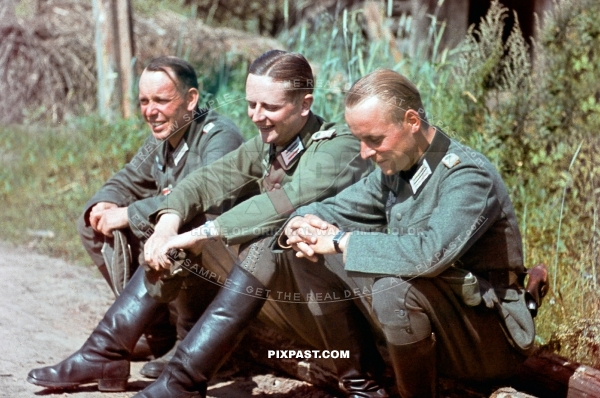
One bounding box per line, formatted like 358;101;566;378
387;334;437;398
133;265;268;397
27;267;163;392
139;273;220;378
314;307;389;398
132;303;177;361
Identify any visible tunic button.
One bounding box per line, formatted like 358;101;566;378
398;309;406;317
396;213;402;221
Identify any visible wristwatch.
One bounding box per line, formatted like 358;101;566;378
200;220;217;238
332;230;346;253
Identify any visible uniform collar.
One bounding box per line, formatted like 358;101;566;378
158;107;208;168
399;127;450;196
267;112;323;167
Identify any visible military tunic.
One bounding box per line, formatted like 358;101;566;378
78;109;244;271
292;129;535;381
149;112;375;349
152;112;372;246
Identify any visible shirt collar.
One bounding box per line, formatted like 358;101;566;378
159;107;208;165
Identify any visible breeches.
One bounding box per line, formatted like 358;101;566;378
307;256;528;382
371;277;526;381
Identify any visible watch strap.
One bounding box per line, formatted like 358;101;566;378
332;230;346;253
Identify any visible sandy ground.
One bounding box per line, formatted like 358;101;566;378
0;241;335;398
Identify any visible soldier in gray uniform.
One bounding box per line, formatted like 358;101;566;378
283;69;536;397
77;56;244;362
28;51;386;397
136;50;386;397
27;56;244;389
79;56;243;294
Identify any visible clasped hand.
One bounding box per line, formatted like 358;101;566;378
284;214;344;262
144;214;210;271
89;202;128;238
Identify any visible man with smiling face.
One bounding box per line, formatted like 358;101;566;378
30;56;244;387
81;56;243;285
28;51;385;397
134;50;387;397
283;69;536;397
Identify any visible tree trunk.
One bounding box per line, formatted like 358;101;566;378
92;0;134;121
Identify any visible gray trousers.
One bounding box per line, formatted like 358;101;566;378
179;236;384;359
312;255;528;382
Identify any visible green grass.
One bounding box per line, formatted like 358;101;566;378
1;0;598;368
0;116;147;263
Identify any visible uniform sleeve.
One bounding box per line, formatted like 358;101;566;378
151;136;265;225
296;170;388;232
82;135;159;225
215;134;373;245
127;113;244;236
344;165;502;277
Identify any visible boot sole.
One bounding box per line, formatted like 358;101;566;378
26;375;128;392
139;366;163;379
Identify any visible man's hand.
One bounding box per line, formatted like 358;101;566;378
89;203;128;237
89;202;118;231
144;214;213;271
284;214;349;262
144;213;182;271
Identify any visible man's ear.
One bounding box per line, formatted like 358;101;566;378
300;94;314;117
186;88;200;111
404;109;421;133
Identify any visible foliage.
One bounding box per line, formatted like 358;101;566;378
0;0;96;124
177;0;358;36
525;0;600;360
1;0;599;368
0;116;147;262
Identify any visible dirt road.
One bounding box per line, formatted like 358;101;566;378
0;241;334;398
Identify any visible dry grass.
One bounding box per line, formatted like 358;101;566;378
546;317;600;369
0;0;95;123
0;0;282;124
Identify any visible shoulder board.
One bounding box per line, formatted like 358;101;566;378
202;122;215;134
442;153;461;169
311;128;336;141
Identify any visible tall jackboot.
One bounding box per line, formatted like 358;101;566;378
27;267;164;391
131;303;177;361
133;265;268;397
139;275;220;378
314;307;388;398
387;334;437;398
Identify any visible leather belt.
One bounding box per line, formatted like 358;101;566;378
478;269;523;287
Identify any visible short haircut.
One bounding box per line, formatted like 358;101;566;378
248;50;314;100
145;56;199;94
345;69;427;125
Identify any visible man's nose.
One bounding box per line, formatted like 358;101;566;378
251;105;265;123
360;142;375;159
144;102;158;117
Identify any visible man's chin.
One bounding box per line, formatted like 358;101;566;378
380;165;401;175
151;131;170;141
260;132;278;145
